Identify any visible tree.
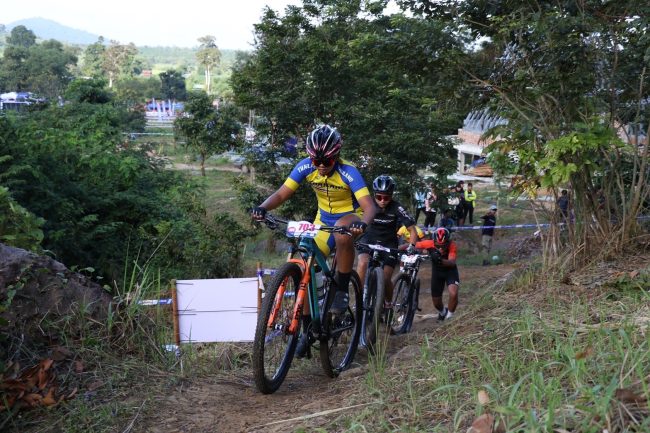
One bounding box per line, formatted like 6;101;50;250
6;25;36;48
0;89;244;285
230;1;465;209
174;91;241;176
196;36;221;94
0;45;30;91
65;78;112;104
113;77;162;108
401;0;650;259
82;37;106;78
0;37;77;97
159;69;187;100
23;39;78;99
102;40;138;88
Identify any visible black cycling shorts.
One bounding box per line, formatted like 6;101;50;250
430;267;460;297
356;244;399;268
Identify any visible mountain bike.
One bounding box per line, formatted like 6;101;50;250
252;214;362;394
355;241;400;355
390;252;430;335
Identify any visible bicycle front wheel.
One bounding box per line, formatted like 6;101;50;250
390;273;413;335
364;267;385;355
252;262;302;394
320;270;362;377
406;278;420;333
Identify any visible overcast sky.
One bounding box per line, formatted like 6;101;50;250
2;0;301;50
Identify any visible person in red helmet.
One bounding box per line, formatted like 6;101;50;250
415;227;460;321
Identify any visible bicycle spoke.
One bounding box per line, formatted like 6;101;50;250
321;271;362;376
253;262;302;394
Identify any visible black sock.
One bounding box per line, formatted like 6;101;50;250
335;271;351;293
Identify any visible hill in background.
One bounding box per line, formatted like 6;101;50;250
5;17;101;45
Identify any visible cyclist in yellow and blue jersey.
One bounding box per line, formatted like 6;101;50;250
252;125;376;357
283;157;369;254
397;224;425;245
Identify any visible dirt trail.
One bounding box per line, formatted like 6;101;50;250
139;263;515;433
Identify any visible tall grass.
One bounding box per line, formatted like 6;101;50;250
7;254;181;433
337;266;650;432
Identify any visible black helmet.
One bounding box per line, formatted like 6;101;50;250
306;124;342;163
372;175;396;195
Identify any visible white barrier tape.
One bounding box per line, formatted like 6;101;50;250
424;223;559;231
256;214;650;278
257;268;277;276
422;214;650;232
137;299;173;306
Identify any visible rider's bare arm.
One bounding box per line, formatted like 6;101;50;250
358;195;377;227
259;185;296;212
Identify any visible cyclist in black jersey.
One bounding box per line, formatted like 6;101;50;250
356;175;419;307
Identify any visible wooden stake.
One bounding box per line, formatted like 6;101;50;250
170;279;180;347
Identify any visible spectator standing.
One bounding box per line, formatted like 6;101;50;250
464;182;477;224
480;205;497;266
557;189;569;223
424;185;438;230
413;189;427;224
455;181;467;226
439;208;456;233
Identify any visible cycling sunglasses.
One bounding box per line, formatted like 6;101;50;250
311;157;336;167
374;193;392;202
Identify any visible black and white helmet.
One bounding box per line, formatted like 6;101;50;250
372;175;396;195
306;124;342;162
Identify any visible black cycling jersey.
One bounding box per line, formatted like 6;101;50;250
360;200;415;247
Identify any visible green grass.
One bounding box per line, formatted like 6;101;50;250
330;266;650;432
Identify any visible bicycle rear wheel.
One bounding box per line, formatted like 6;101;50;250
390;273;413;335
320;271;362;377
363;267;385;355
252;262;302;394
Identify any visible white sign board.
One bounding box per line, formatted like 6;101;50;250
175;278;258;343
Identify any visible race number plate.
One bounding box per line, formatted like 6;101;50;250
401;254;418;264
286;221;321;238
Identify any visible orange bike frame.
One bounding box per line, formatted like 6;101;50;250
266;257;311;335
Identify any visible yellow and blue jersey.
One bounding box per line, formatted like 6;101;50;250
284;157;370;223
283;157;370;255
397;225;424;242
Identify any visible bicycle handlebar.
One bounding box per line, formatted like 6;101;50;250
354;241;401;254
258;213;352;235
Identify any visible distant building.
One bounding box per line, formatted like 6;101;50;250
0;91;45;112
141;70;153;78
453;109;507;174
618;122;647;146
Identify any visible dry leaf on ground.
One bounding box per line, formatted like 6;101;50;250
575;346;593;360
615;388;647;404
467;413;495;433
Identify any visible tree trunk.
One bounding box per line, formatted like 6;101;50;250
206;66;211;94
